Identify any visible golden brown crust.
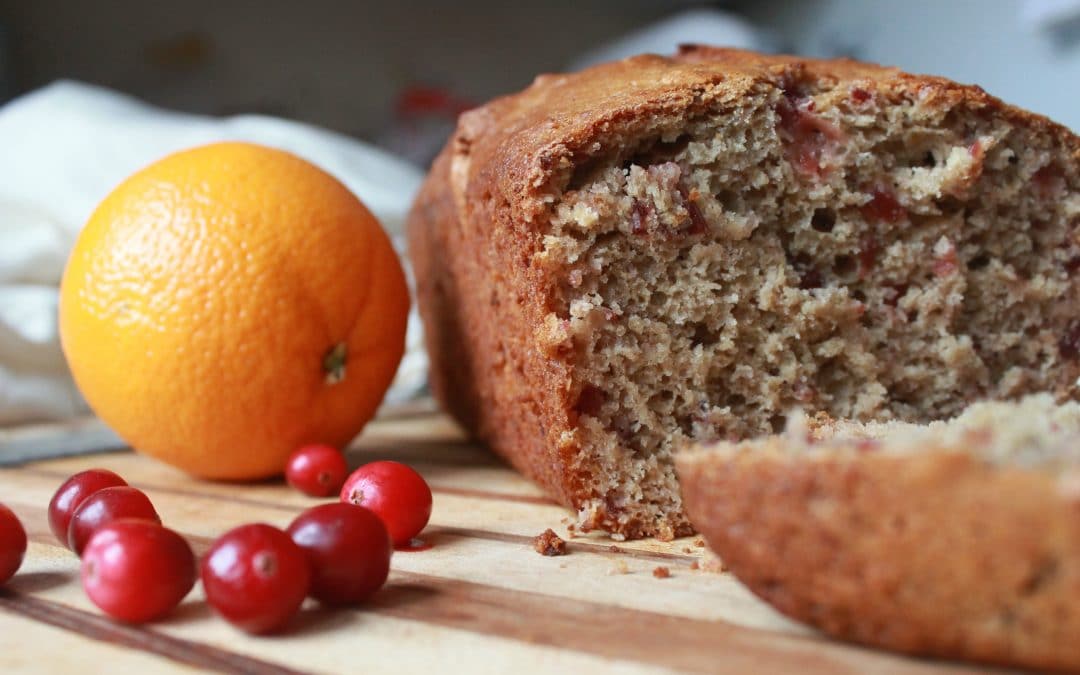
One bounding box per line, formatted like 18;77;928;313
407;46;1080;539
406;151;486;436
676;443;1080;671
457;46;1076;228
408;142;584;512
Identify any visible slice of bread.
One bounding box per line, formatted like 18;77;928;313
676;394;1080;671
408;46;1080;539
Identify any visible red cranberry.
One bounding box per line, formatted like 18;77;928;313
201;524;311;634
1059;321;1080;361
685;201;707;234
776;94;842;177
1033;164;1065;199
857;235;880;279
0;503;27;586
287;503;392;605
81;520;195;623
340;461;433;547
969;139;985;161
48;469;127;547
630;200;652;235
933;240;959;277
68;486;160;555
676;186;709;235
933;257;958;277
285;444;348;497
860;188;906;224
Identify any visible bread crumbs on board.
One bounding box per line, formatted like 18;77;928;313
533;528;568;556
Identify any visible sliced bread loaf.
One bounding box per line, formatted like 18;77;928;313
676;395;1080;671
408;46;1080;539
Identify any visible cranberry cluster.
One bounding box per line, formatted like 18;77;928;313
0;448;432;635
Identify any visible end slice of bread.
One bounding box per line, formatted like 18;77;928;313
676;394;1080;671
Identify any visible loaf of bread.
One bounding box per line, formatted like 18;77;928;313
675;395;1080;671
406;46;1080;540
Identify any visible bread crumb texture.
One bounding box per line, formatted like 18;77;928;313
408;46;1080;539
777;393;1080;469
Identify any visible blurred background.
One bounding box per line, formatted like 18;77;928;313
1;0;1077;167
1;0;1078;435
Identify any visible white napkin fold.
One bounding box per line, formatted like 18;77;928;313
0;80;427;426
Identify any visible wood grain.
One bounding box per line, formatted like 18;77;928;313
0;590;310;675
0;411;986;674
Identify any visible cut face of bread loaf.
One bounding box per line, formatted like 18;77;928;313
675;395;1080;671
407;46;1080;540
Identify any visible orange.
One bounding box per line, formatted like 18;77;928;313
59;142;409;480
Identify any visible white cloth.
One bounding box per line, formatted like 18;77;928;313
570;8;766;70
0;81;427;426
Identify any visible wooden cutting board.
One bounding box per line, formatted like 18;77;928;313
0;407;982;674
